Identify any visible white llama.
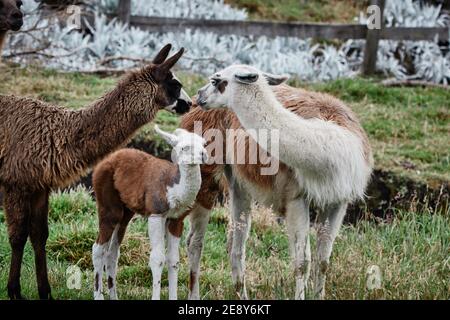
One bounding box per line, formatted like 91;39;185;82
195;64;373;299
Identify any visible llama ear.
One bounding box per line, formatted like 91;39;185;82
152;44;172;65
159;47;185;72
152;47;185;81
263;72;289;85
155;125;178;146
234;73;259;84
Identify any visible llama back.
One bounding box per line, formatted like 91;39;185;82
93;148;178;215
0;95;76;188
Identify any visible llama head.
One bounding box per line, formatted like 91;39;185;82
0;0;23;31
155;125;208;165
137;44;192;114
196;64;289;110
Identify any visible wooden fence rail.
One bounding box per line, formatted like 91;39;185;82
116;0;449;75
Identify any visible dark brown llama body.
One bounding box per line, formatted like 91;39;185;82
0;44;190;299
0;0;23;62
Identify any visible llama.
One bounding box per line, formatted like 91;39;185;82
178;67;373;300
0;0;23;62
92;126;207;300
0;44;190;299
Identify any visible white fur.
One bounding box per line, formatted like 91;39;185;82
166;164;202;218
148;127;207;300
105;226;120;300
167;230;181;300
186;205;210;300
92;242;107;300
149;215;166;300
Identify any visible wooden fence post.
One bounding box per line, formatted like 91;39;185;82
362;0;386;76
118;0;131;25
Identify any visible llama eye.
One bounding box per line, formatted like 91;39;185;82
182;146;190;151
211;79;217;86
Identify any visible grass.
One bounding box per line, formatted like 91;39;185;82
226;0;368;22
0;187;448;299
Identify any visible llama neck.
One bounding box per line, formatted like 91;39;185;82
166;164;202;217
230;84;315;147
0;31;7;61
230;84;363;171
70;80;158;166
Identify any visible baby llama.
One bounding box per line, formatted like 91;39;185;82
92;126;207;300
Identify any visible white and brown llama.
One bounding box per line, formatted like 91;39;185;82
186;64;374;300
92;126;207;300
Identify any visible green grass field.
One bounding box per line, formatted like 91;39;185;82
0;187;448;299
0;65;449;299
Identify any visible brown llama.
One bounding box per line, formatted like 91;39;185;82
173;81;372;300
0;0;23;62
0;44;191;299
92;126;207;300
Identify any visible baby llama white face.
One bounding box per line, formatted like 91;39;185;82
196;64;288;110
155;126;208;165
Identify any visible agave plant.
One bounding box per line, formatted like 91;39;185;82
4;0;450;84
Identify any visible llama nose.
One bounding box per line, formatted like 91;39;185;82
12;11;23;20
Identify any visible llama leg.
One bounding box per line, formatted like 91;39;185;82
92;241;107;300
3;188;31;300
93;209;122;300
166;219;182;300
286;197;311;300
187;205;210;300
229;180;252;300
105;226;120;300
149;214;166;300
313;202;347;300
29;190;52;300
106;208;134;300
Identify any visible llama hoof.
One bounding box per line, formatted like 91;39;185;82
235;282;248;300
188;293;200;300
7;285;26;300
39;292;53;300
8;292;27;300
94;293;105;300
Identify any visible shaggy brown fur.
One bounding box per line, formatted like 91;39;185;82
176;83;373;292
0;0;23;61
0;44;187;299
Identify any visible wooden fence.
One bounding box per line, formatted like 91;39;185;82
116;0;449;75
